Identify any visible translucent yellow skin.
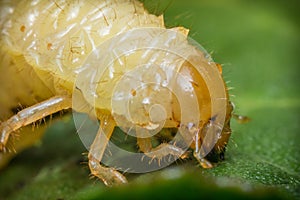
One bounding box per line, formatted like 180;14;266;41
0;4;55;167
0;0;233;185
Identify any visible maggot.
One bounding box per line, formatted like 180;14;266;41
0;0;235;186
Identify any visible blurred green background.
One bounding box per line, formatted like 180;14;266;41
0;0;299;199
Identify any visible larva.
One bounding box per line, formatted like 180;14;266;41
0;0;234;186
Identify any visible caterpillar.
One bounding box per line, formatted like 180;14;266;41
0;0;235;186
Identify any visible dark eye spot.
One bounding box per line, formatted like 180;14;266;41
209;115;217;122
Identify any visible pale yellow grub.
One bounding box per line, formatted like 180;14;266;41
0;0;233;186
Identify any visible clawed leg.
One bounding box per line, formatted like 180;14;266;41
0;95;72;152
137;136;188;165
88;114;127;186
192;128;214;169
193;151;213;169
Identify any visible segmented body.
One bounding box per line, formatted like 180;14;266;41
0;0;165;164
0;0;233;184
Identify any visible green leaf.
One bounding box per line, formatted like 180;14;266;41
0;0;299;199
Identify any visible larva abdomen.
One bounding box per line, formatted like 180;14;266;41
2;0;165;92
0;0;54;118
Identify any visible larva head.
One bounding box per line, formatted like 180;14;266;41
176;58;233;162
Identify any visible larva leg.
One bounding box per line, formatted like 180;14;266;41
88;114;127;186
137;137;187;164
0;95;72;151
193;151;213;169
